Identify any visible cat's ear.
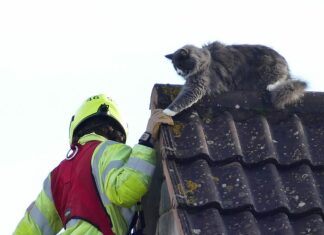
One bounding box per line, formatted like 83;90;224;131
179;49;188;57
165;53;174;60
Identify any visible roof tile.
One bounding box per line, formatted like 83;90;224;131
179;209;324;235
152;84;324;234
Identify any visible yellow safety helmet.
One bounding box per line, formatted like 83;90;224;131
69;94;128;145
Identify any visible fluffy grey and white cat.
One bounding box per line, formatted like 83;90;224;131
163;41;307;116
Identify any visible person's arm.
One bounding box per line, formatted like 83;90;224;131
13;175;63;235
96;109;173;208
104;143;156;207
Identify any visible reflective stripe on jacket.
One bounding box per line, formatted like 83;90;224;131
13;133;156;235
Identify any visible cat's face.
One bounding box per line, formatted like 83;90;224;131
165;47;196;78
165;45;210;78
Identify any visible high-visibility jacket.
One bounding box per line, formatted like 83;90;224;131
13;133;156;235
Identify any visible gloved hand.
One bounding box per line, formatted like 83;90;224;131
146;109;174;140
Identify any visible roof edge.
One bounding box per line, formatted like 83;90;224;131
150;83;324;114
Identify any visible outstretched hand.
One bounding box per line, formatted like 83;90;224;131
146;109;174;140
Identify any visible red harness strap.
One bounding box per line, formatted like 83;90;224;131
51;141;114;235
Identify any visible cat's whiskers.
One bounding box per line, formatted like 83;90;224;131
176;68;195;80
176;68;186;76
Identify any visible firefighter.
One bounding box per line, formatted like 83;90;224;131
14;94;174;235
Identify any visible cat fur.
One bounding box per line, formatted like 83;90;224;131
164;41;307;116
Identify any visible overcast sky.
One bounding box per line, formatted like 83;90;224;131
1;0;323;234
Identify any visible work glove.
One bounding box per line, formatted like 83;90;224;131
146;109;174;141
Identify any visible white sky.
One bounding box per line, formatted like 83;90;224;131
1;0;323;233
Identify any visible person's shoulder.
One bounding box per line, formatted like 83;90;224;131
101;139;132;150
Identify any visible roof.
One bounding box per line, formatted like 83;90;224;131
148;84;324;235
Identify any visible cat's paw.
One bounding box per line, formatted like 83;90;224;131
163;108;178;116
266;80;284;91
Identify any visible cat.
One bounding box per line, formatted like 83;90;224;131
163;41;307;116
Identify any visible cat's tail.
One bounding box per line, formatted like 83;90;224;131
267;79;307;109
